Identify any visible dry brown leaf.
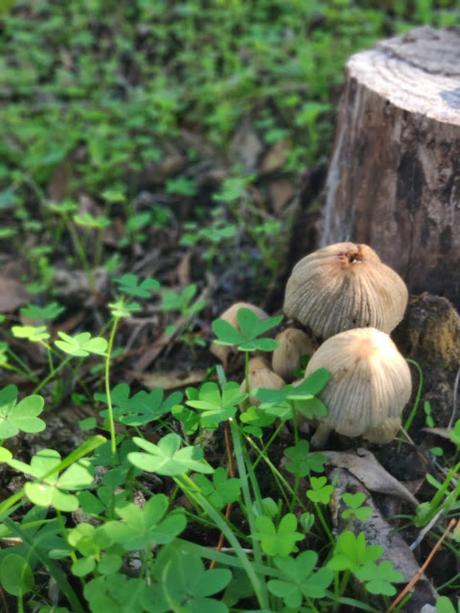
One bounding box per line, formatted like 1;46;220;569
137;369;207;390
0;276;29;312
323;448;419;507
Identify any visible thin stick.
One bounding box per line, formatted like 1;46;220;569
210;421;236;569
388;518;457;611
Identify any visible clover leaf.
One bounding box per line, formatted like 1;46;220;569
341;492;373;522
0;554;34;597
306;476;334;505
355;560;404;596
128;433;213;476
268;551;333;608
283;440;326;478
7;449;94;512
74;212;111;229
194;467;241;510
12;325;50;343
185;381;246;429
253;513;304;557
114;273;160;298
20;301;65;321
97;383;182;427
328;531;383;574
109;299;141;318
212;307;282;352
0;384;45;439
153;550;232;613
55;331;107;357
101;494;186;551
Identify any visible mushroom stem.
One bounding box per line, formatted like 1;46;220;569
311;423;332;448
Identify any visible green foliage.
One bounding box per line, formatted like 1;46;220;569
253;513;304;557
306;476;334;505
114;274;160;298
12;324;50;343
7;448;94;512
341;492;373;522
194;468;241;510
355;560;403;596
328;531;383;574
0;384;45;439
20;301;65;321
185;381;246;429
0;553;34;597
55;332;108;357
212;308;282;352
283;440;326;477
267;551;333;607
128;432;213;476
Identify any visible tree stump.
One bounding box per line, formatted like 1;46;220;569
322;27;460;308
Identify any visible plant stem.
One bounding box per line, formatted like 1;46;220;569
105;316;120;456
314;501;334;543
33;356;72;394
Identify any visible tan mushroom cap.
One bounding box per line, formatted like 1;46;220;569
364;417;402;444
210;302;268;364
272;328;314;382
283;242;408;339
241;357;285;405
304;327;412;438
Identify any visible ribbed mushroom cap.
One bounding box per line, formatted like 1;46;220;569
210;302;268;364
363;417;402;444
272;328;314;382
304;328;412;438
283;242;408;338
241;357;285;405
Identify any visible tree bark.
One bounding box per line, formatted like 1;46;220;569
322;26;460;308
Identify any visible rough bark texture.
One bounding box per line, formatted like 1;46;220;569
322;27;460;307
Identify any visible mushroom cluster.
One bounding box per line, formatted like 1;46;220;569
211;242;412;446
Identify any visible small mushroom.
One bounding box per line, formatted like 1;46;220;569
304;327;412;439
210;302;268;365
241;357;285;405
272;328;314;382
363;417;402;444
283;242;408;339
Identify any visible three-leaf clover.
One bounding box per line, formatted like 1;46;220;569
20;301;65;321
356;560;404;596
0;385;45;439
194;467;241;510
55;331;107;356
341;492;373;522
97;384;182;427
114;273;159;298
185;381;246;429
109;299;141;318
212;307;282;352
268;551;333;608
328;531;383;574
253;513;304;556
306;476;334;505
7;449;94;512
101;494;186;551
12;325;50;343
284;440;326;477
128;433;213;476
153;550;232;613
74;212;111;229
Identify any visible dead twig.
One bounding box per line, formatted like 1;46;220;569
389;518;458;611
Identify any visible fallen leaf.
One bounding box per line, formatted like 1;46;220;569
136;369;207;390
0;276;28;312
260;140;291;174
269;180;295;215
323;448;419;507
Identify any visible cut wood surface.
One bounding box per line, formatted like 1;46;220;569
322;27;460;307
